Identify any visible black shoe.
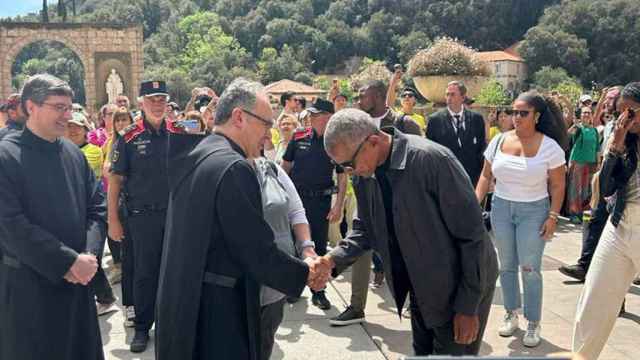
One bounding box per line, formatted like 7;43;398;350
130;330;149;353
311;291;331;310
558;264;586;282
330;306;365;326
286;296;300;304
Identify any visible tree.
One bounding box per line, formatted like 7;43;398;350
519;27;589;79
532;66;578;91
42;0;49;23
257;45;307;84
58;0;68;22
476;80;511;106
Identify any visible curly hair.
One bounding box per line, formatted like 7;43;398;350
516;90;569;150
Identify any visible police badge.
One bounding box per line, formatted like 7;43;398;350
111;149;119;162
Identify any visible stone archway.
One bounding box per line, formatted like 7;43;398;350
0;22;143;111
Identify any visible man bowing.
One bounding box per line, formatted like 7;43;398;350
156;78;329;360
0;74;106;359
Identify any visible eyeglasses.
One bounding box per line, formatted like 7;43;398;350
335;135;372;170
505;109;531;118
241;108;274;128
401;94;415;99
42;102;73;113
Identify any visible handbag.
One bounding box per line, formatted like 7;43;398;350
482;133;505;231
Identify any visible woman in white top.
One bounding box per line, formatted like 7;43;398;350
476;91;567;348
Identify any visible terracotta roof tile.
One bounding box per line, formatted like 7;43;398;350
264;79;326;95
476;51;524;63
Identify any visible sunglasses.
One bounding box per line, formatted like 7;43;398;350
505;109;532;118
401;94;415;98
334;134;372;170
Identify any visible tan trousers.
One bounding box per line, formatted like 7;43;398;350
328;192;356;247
572;204;640;360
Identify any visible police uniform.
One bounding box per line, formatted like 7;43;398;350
111;81;169;337
283;126;343;258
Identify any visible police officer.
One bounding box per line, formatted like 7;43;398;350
281;98;347;310
108;80;170;353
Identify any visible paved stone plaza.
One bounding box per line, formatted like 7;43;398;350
99;221;640;359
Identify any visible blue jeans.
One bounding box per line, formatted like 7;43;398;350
491;196;549;322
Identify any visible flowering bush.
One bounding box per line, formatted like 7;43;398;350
408;37;490;77
349;59;392;90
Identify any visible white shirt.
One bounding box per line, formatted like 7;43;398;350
371;110;389;129
448;106;465;132
485;134;566;202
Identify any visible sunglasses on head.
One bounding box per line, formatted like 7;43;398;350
401;93;415;98
505;109;531;118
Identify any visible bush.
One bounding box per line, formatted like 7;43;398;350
349;60;391;90
476;80;511;106
407;37;490;77
532;66;577;91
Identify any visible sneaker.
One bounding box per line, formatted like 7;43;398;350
558;264;586;282
371;271;384;288
498;311;519;337
96;300;118;316
311;291;331;310
523;321;541;347
124;306;136;328
130;330;149;353
108;264;122;285
330;306;365;326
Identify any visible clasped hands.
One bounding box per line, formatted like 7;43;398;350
304;256;333;291
64;253;99;285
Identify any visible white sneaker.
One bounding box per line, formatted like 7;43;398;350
96;301;118;316
523;321;541;347
124;306;136;328
498;311;519;337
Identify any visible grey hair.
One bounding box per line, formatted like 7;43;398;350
324;109;378;153
215;78;265;125
21;73;74;116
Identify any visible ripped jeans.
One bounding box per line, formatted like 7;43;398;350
491;196;550;322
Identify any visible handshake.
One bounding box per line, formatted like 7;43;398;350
304;256;334;291
64;253;99;286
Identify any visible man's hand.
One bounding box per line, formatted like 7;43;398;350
301;247;318;259
108;219;125;242
304;257;333;291
64;271;81;284
69;254;99;286
326;204;343;224
453;313;480;345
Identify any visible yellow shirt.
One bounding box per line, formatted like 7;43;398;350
271;128;280;147
81;143;104;179
489;126;501;141
396;108;426;134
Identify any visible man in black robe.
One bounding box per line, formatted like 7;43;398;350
0;74;106;359
156;78;328;360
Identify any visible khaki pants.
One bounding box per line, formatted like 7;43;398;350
572;204;640;360
328;192;356;247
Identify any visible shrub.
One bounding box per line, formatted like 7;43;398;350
476;80;511;106
407;37;490;77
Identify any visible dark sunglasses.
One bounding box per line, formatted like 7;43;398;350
505;109;531;118
401;94;415;98
333;134;372;170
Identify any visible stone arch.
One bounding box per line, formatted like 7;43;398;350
4;34;91;105
0;22;143;112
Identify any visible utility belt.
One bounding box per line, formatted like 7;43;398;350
202;272;237;288
1;255;21;269
126;204;167;216
297;187;336;198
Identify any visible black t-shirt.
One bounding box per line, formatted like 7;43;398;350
111;117;169;208
283;127;343;191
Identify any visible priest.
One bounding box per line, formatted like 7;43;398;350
0;74;106;360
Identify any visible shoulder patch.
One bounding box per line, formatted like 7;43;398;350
123;119;145;143
293;127;313;141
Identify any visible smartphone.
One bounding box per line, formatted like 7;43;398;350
178;119;200;131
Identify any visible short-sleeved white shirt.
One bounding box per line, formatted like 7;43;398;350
485;133;566;202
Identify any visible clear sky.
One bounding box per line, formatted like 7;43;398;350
0;0;42;18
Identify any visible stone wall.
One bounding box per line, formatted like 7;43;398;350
0;22;143;111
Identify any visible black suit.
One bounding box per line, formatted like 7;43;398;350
426;108;486;186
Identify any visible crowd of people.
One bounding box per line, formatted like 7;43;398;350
0;69;639;360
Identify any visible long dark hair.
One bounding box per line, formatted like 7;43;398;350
620;82;640;180
516;90;569;150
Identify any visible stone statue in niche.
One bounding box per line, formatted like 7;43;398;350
105;69;124;104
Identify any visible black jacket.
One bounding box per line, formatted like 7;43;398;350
328;129;498;327
600;141;639;227
155;133;309;360
426;108;486;185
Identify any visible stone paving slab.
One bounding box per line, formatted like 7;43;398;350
99;222;640;359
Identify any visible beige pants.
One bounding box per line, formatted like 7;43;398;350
328;192;356;247
572;203;640;360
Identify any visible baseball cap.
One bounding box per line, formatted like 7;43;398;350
580;94;593;104
306;98;335;114
140;80;168;97
68;112;91;130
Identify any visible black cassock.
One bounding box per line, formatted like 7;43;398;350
156;133;309;360
0;128;106;360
